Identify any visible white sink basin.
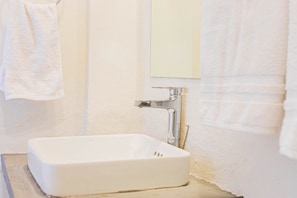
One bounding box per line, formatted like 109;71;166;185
27;134;190;197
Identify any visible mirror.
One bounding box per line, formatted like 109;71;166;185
150;0;201;79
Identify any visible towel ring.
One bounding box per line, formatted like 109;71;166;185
56;0;62;5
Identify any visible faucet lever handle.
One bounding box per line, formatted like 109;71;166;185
152;87;183;96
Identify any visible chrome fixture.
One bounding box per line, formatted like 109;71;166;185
135;87;183;147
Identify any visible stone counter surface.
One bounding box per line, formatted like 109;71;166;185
1;154;241;198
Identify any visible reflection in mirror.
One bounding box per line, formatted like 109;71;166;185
150;0;201;79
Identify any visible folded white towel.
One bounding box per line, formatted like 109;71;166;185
200;0;288;134
280;0;297;159
0;0;64;101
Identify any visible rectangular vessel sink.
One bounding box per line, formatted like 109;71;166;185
27;134;190;197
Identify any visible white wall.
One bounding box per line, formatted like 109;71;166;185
87;0;144;135
0;0;87;196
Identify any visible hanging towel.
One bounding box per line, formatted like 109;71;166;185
0;0;64;101
280;0;297;159
200;0;288;134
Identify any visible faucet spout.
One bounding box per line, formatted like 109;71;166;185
135;100;151;108
135;100;172;109
135;87;183;148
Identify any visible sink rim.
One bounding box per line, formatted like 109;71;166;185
28;133;190;165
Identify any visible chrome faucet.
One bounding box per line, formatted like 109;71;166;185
135;87;183;148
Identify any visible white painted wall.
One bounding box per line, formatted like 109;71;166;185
87;0;144;135
0;0;87;196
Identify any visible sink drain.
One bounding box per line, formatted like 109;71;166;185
153;151;163;157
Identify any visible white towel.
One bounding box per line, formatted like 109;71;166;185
200;0;288;134
0;0;64;101
280;0;297;159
